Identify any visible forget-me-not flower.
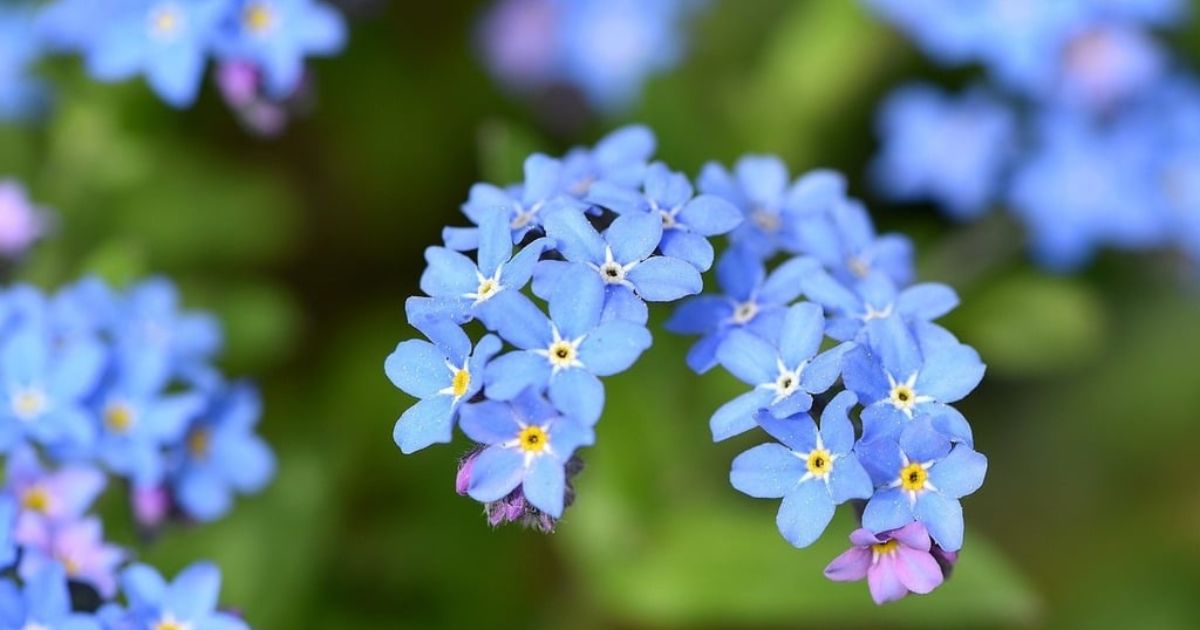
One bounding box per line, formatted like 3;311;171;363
824;522;947;605
799;268;959;342
214;0;347;98
120;562;249;630
19;516;125;598
560;125;656;197
0;564;101;630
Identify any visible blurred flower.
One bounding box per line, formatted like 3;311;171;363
131;485;172;531
458;391;593;518
0;564;102;630
0;181;49;258
5;446;105;538
824;522;946;605
119;562;249;630
447;154;579;251
19;516;125;598
214;0;347;98
215;60;309;137
730;392;874;548
560;125;656;197
0;8;47;121
792;199;915;287
798;269;959;343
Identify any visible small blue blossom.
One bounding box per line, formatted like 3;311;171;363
6;445;105;539
387;320;501;454
446;153;579;251
793;199;915;287
799;269;959;342
459;391;593;518
120;562;249;630
711;303;854;441
213;0;347;98
485;268;651;426
0;564;101;630
0;8;47;121
859;425;987;552
665;249;811;373
560;125;657;197
730;392;874;548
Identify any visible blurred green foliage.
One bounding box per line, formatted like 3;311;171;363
4;1;1200;628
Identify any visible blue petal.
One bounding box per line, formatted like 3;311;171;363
420;247;478;298
220;434;274;492
758;256;818;305
799;265;861;314
458;400;520;445
476;208;514;277
899;423;952;463
466;447;525;502
697;162;743;206
120;564;166;610
684;333;724;375
921;403;974;446
678;195;743;236
766;390;813;419
601;285;649;324
500;238;550;290
659;230;714;272
298;3;347;52
530;259;570;300
548;264;604;339
585;181;645;215
392;395;455;454
644;163;693;208
548;369;604;427
384;340;448;399
522;153;563;203
929;445;987;499
735;155;788;206
664;296;729;335
715;248;763;301
542;205;605;264
779;303;825;367
25;562;69;620
915;492;964;551
800;341;855;394
716;329;777;386
755;411;817;453
405;296;470;328
48;339;105;402
819;390;859;454
522;455;566;517
605;211;662;264
841;345;889;404
861;403;907;444
462;183;516;226
488;292;551;351
483;351;550;401
442;226;478;251
914;324;986;403
578;321;651;376
897;283;959;321
412;315;471;364
710;389;773;441
594;125;655;174
178;470;232;522
862;487;915;534
627;256;701;301
730;443;805;499
776;479;835;548
164;562;221;620
856;437;903;487
146;43;205;108
784;169;846;213
828;455;874;503
865;316;922;382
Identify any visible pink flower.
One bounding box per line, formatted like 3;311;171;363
0;180;47;257
824;523;947;605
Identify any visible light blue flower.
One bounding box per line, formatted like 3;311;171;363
0;7;47;121
665;249;811;373
730;391;874;548
872;85;1015;221
535;206;701;324
121;562;249;630
459;391;593;518
387;320;501;454
793;198;915;287
560;125;656;197
860;424;987;552
710;303;854;441
485;268;651;426
0;564;101;630
83;0;228;107
586;162;742;271
798;268;959;342
445;153;580;250
214;0;346;98
170;383;275;522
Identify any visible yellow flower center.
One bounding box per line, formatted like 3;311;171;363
154;618;189;630
150;5;182;37
510;210;535;229
188;428;211;458
243;2;275;33
805;449;833;478
12;389;46;421
900;463;928;492
547;341;576;368
517;426;548;453
871;538;900;558
105;404;135;434
475;278;499;301
451;367;471;399
59;554;81;576
21;486;50;514
890;384;916;410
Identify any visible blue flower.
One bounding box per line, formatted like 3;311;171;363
387;319;501;454
872;85;1015;221
710;303;854;441
0;321;105;454
83;0;227;107
860;424;987;552
0;564;101;630
535;206;702;324
170;383;275;522
560;125;657;196
665;249;811;373
445;153;579;251
459;391;593;518
731;392;874;548
120;562;249;630
698;157;845;259
409;209;549;329
484;268;651;426
586;162;742;271
214;0;346;97
798;269;959;342
0;496;16;568
6;445;105;540
843;319;983;445
0;8;47;121
793;198;915;287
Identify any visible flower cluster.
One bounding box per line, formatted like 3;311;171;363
0;271;273;626
477;0;701;111
865;0;1200;271
388;127;988;604
2;0;346;131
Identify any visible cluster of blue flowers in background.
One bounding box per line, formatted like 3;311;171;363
1;0;346;134
388;126;988;605
865;0;1200;272
477;0;702;112
0;183;273;627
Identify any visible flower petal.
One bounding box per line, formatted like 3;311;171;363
392;396;455;454
626;256;702;301
776;479;835;548
730;443;805;499
466;447;525;503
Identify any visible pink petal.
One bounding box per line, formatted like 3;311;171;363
867;557;910;604
890;522;932;551
849;527;883;547
894;547;945;594
824;547;871;582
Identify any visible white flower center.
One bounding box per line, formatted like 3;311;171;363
731;300;759;325
148;3;185;41
534;326;585;373
750;208;780;233
11;388;46;422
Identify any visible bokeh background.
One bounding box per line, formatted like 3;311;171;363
4;1;1200;628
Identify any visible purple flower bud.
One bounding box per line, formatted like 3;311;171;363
0;180;47;258
455;451;479;496
216;61;261;108
131;485;170;530
824;523;947;605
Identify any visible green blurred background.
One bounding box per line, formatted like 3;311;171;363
4;1;1200;628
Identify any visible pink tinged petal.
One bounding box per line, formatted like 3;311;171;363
849;528;884;547
867;557;911;604
893;547;945;595
889;522;932;551
824;547;871;582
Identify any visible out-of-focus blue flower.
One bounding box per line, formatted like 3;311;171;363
0;564;101;630
6;446;105;539
793;199;915;287
860;425;987;552
82;0;228;107
587;162;742;272
107;278;224;391
387;320;501;454
19;516;125;598
665;249;811;374
730;392;874;548
120;562;249;630
560;125;656;197
872;85;1016;220
0;496;16;568
476;0;560;92
799;269;959;342
459;391;593;518
0;180;50;258
710;303;854;441
170;383;274;522
0;7;47;121
843;319;982;445
214;0;347;98
485;268;651;427
447;154;579;250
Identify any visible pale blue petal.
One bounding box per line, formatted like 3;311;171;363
420;247;478;298
915;492;964;552
779;303;825;367
776;479;835;548
483;351;550;401
500;237;549;290
678;195;743;236
522;456;566;517
164;562;220;620
549;265;604;339
476;208;514;277
828;455;874;503
929;445;987;499
606;211;662;264
899;423;951;463
800;342;855;394
758;256;818;305
664;296;728;335
627;257;701;301
659;230;714;272
548;369;604;427
709;388;773;441
384;340;448;398
466;447;524;502
578;321;651;376
735;155;788;206
392;395;455;454
715;247;763;300
715;329;777;385
542;206;605;264
755;411;817;453
586;181;645;214
862;488;915;534
819;390;859;454
730;443;805;499
861;403;907;444
897;283;959;321
458;400;520;445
